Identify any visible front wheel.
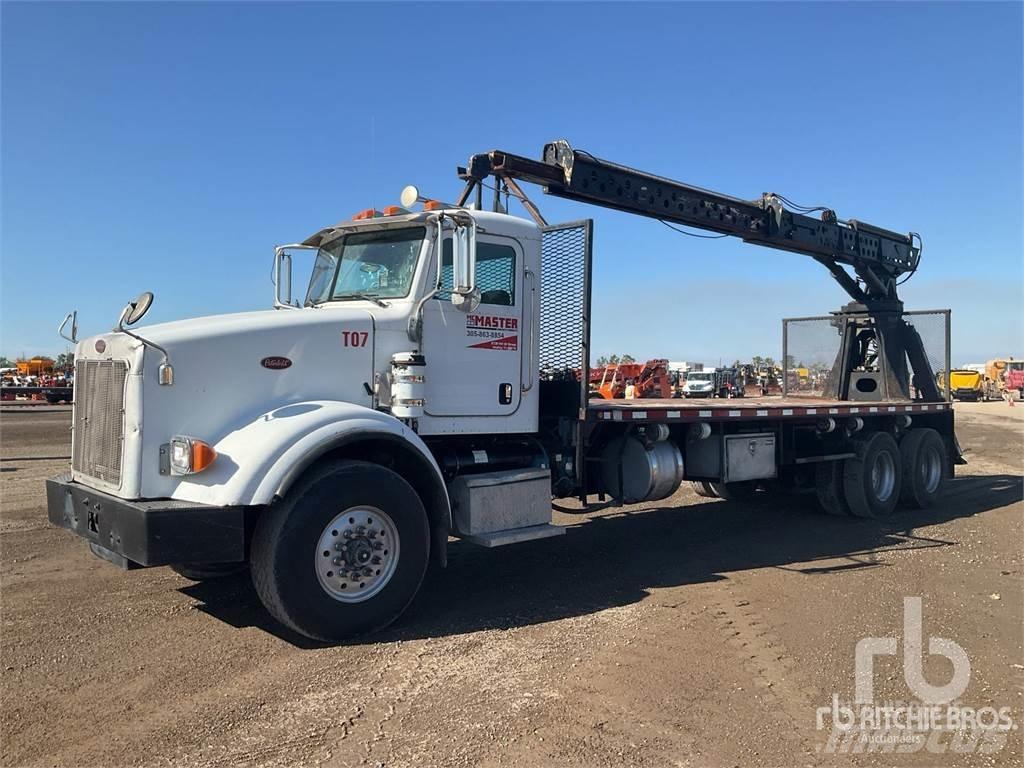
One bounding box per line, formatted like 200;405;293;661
250;460;430;642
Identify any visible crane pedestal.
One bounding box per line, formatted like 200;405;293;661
821;302;943;402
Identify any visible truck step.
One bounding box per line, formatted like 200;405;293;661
457;523;565;548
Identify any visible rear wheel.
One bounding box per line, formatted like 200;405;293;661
815;460;849;516
708;481;760;502
170;563;246;581
250;460;430;642
898;428;947;509
691;480;718;498
843;432;902;518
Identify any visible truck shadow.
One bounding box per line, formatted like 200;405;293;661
180;472;1022;647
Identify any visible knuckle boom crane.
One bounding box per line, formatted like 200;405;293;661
456;140;938;402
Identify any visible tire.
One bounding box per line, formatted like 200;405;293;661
170;563;246;581
815;460;849;516
250;460;430;642
898;428;947;509
708;481;759;502
691;480;718;498
842;432;902;518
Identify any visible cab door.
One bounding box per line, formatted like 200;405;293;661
421;234;524;417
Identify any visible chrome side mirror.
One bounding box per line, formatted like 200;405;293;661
117;292;154;329
450;219;478;313
273;247;294;308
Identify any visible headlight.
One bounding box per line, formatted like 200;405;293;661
169;435;217;475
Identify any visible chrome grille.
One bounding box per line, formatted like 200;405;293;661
72;360;128;485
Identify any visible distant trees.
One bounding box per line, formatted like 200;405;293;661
0;356;11;368
595;353;636;367
55;352;75;371
750;355;778;371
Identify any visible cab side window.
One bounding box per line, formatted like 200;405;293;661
436;240;516;306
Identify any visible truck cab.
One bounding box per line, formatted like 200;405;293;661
66;207;543;499
294;207;542;436
49;204;562;640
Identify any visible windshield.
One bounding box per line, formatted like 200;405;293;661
688;372;713;382
305;226;426;305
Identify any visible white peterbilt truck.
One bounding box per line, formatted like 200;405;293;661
48;141;959;641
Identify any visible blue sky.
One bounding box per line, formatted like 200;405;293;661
2;1;1021;365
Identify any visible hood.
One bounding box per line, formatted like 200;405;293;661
126;307;367;347
949;371;981;387
126;307;378;414
78;307;378;499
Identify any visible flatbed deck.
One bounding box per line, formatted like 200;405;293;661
586;396;951;423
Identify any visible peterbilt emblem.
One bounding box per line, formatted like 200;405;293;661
94;339;106;353
261;356;292;370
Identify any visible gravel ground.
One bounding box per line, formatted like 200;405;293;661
1;402;1021;767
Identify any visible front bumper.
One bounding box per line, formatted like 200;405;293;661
46;473;247;569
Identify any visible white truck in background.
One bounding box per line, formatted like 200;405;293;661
47;140;959;641
681;368;717;398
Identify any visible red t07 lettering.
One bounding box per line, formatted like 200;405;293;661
341;331;369;347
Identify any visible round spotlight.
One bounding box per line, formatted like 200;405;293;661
400;185;421;208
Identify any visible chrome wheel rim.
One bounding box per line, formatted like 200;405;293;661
871;451;896;502
315;506;400;603
920;446;942;493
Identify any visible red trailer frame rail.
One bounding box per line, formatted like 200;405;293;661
587;398;952;423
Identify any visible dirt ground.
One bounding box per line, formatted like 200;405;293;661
1;402;1021;767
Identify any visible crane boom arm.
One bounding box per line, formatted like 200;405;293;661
459;140;920;304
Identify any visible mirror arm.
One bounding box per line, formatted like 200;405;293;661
58;311;78;344
408;214;447;342
116;310;174;386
